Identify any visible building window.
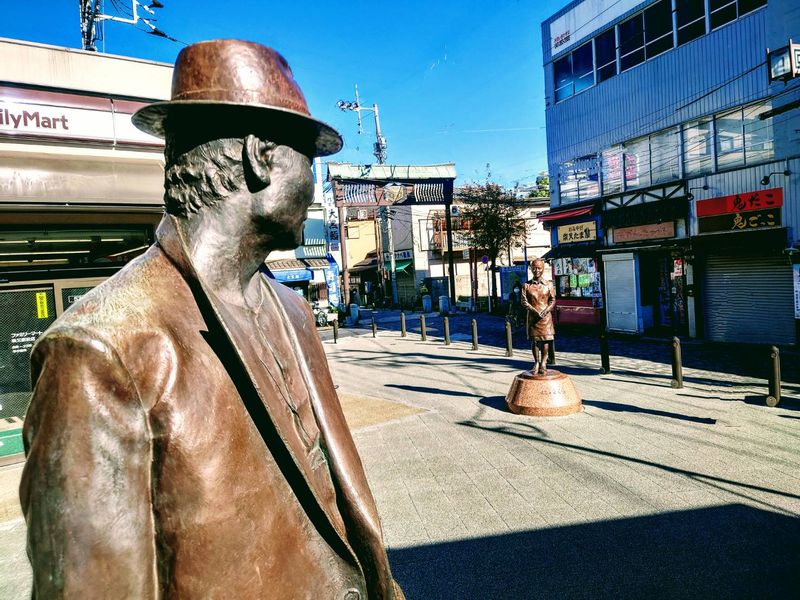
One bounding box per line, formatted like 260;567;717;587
683;118;714;176
739;0;767;16
554;42;594;102
743;102;774;165
715;108;745;169
573;42;595;94
676;0;706;46
644;0;674;59
595;29;617;83
557;154;600;204
650;127;681;184
601;145;624;194
624;136;651;189
554;55;573;102
710;0;738;29
346;226;361;239
619;14;645;71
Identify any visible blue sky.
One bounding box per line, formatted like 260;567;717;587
2;0;566;185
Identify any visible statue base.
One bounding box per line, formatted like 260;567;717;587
506;369;582;417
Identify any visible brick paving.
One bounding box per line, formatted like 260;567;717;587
0;326;798;599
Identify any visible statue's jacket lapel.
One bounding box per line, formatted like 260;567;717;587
155;217;358;568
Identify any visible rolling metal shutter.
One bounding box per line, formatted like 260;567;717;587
703;255;795;345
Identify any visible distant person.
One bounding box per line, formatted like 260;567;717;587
521;258;556;375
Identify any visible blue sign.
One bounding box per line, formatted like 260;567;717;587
273;268;312;282
324;256;341;307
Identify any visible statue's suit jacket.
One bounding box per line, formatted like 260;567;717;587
20;216;402;600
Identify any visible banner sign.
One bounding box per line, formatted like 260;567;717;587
325;258;341;307
382;249;413;261
696;188;783;217
613;222;675;243
794;264;800;319
557;221;597;243
697;209;781;234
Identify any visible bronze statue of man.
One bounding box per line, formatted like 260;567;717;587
521;258;556;375
20;40;403;599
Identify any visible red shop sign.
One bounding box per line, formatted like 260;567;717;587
696;188;783;217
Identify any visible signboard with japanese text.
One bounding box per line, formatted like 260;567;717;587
696;188;783;217
697;209;781;234
557;221;597;243
382;249;413;262
794;264;800;319
613;222;675;243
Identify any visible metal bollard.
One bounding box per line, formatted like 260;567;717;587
371;317;377;338
767;346;781;407
400;312;407;337
600;331;610;374
471;319;479;351
420;315;427;341
444;316;451;345
548;339;556;365
333;319;339;344
505;321;513;357
671;336;683;389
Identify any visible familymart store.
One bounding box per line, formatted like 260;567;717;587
0;38;170;462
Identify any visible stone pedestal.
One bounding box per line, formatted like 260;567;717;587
506;369;582;417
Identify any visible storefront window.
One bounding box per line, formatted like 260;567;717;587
743;101;774;165
0;226;152;272
644;0;674;59
601;145;624;194
619;14;645;71
650;127;681;184
676;0;706;46
683;118;714;176
595;29;617;83
715;108;745;169
624;136;651;189
552;257;601;300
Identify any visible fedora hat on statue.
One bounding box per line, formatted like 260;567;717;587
132;39;343;157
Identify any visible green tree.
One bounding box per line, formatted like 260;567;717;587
459;183;528;307
527;171;550;198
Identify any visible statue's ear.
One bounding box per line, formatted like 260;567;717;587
243;134;271;190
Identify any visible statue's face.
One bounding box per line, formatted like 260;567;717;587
531;261;544;278
255;145;314;249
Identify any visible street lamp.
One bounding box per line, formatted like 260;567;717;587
337;85;388;164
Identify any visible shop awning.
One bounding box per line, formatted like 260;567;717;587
542;244;601;259
394;259;413;272
264;258;313;282
690;227;788;253
537;205;594;222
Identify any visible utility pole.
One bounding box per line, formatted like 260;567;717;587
337;85;388;164
379;206;399;306
79;0;169;51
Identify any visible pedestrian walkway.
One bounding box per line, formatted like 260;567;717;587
0;327;798;599
326;331;800;599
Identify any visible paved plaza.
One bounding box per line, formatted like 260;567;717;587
1;324;799;598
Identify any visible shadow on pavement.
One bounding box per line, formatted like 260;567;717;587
478;395;508;412
582;399;717;425
383;384;477;398
389;504;800;600
743;395;800;412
